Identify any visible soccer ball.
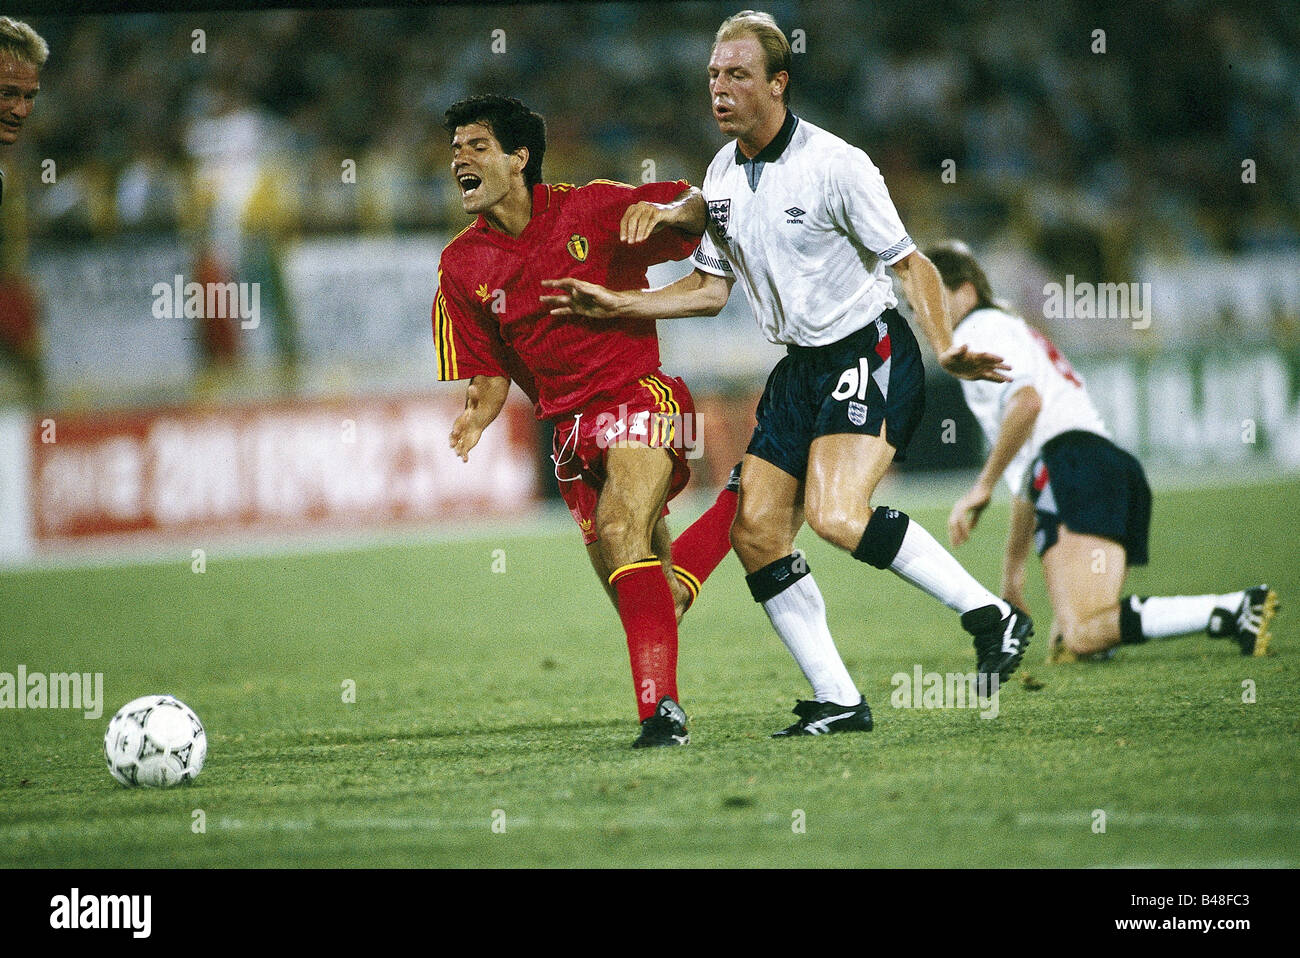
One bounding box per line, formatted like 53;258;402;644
104;695;207;788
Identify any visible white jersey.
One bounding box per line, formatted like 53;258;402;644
954;307;1111;497
692;113;916;347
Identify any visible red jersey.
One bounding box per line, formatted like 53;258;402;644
433;180;698;419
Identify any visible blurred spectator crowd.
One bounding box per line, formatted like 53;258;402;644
0;0;1296;410
6;0;1296;262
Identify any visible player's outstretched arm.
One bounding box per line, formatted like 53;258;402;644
893;251;1010;383
949;384;1040;549
540;268;732;321
450;374;510;462
620;186;708;244
1001;495;1036;611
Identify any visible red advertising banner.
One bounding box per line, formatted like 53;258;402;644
30;392;539;543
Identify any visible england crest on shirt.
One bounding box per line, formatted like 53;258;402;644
707;198;731;236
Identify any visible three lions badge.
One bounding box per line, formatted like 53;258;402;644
707;198;731;237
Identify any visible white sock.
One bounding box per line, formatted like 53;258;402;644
890;519;1010;617
1137;592;1243;638
762;574;862;705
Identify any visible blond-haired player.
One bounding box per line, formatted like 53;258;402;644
544;11;1032;736
0;16;47;203
0;18;45;145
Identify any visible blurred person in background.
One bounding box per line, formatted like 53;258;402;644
933;241;1278;662
0;270;41;399
184;78;296;374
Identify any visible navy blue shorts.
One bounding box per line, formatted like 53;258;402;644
1028;431;1152;565
746;309;925;480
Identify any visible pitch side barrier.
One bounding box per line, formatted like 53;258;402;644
0;392;537;564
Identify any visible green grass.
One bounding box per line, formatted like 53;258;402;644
1;479;1296;868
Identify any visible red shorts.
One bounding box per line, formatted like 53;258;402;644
552;372;696;545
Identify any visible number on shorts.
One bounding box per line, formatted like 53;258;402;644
831;357;873;402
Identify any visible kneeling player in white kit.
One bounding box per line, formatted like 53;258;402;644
932;242;1278;661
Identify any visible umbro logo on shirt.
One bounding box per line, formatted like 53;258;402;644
785;206;805;223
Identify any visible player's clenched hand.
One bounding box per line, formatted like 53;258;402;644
449;409;483;462
948;482;992;547
620;200;672;245
939;343;1011;383
540;277;626;319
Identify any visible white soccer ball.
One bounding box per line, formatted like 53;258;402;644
104;694;207;788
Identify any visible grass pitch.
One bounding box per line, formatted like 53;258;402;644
1;478;1296;868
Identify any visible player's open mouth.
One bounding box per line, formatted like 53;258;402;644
457;173;482;196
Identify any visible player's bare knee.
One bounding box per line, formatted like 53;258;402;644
1062;619;1111;655
804;503;861;552
1059;622;1089;655
1081;608;1121;651
730;514;786;568
596;512;628;545
1095;616;1122;649
596;517;651;567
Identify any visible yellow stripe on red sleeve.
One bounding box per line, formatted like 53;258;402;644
433;273;459;381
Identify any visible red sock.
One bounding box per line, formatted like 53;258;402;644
670;485;738;608
609;558;680;721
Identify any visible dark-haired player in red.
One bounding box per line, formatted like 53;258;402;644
434;95;736;748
